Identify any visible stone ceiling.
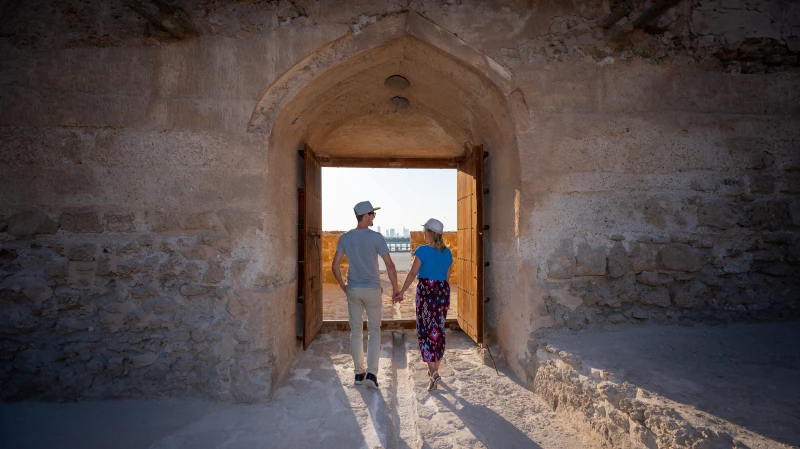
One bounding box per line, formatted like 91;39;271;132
275;36;506;159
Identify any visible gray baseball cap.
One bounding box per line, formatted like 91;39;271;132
354;201;380;215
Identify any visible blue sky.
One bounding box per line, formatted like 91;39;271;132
322;168;456;233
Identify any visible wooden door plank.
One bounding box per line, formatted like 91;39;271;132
303;145;324;349
456;145;484;345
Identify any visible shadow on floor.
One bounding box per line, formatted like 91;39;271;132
433;384;544;449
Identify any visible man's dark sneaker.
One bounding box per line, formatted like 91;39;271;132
354;372;366;385
365;373;379;389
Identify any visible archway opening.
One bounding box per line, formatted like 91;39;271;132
254;16;521;358
319;166;459;323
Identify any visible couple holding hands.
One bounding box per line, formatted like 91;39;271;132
332;201;453;392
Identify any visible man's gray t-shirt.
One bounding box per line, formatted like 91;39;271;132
336;229;390;289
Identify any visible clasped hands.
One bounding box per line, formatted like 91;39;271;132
391;288;405;303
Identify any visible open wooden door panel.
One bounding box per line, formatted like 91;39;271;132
456;145;484;345
300;145;323;349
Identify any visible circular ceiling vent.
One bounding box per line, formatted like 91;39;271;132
391;96;410;111
384;75;410;90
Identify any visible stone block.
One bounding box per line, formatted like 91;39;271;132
181;244;214;261
789;198;800;226
787;239;800;263
202;261;226;285
576;243;606;276
639;271;662;286
131;283;159;298
130;352;158;369
697;200;738;230
68;243;97;262
106;214;136;232
643;197;667;228
607;313;626;323
745;201;791;230
7;209;58;237
0;303;39;334
97;255;114;276
749;175;775;195
622;306;648;320
781;173;800;194
547;243;576;279
0;219;7;232
60;211;103;233
722;256;752;274
150;297;180;313
215;334;237;362
115;258;142;277
719;178;744;197
21;278;53;303
45;260;67;278
607;242;632;278
180;283;206;296
640;287;671;307
670;280;708;308
659;244;702;272
630;242;658;273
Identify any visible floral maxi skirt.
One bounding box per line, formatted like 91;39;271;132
415;278;450;363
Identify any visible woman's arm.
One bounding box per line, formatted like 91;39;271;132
395;257;422;302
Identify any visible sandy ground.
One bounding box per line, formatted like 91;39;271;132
0;330;593;449
323;271;459;321
539;321;800;449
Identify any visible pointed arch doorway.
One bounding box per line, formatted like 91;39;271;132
252;12;519;350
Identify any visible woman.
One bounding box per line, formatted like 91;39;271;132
394;218;453;391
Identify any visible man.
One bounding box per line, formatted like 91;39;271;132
332;200;399;389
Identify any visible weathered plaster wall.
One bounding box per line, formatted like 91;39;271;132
0;0;798;403
0;4;347;401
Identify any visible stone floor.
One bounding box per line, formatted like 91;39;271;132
533;321;800;449
0;330;593;449
323;273;459;321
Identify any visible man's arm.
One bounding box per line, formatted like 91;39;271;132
380;253;399;297
332;251;347;294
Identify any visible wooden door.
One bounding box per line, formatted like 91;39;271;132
456;145;484;345
299;145;323;349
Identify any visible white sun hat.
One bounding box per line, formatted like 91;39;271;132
422;218;444;234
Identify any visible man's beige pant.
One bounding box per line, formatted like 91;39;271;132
346;287;382;375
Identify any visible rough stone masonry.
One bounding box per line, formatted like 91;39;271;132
0;0;798;412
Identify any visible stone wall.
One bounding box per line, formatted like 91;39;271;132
0;0;798;404
0;210;296;401
321;232;347;285
410;231;458;282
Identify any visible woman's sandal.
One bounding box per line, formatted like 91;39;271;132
427;371;441;391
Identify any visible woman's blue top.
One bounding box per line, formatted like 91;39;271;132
414;245;453;281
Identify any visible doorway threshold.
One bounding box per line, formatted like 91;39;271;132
321;318;460;332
